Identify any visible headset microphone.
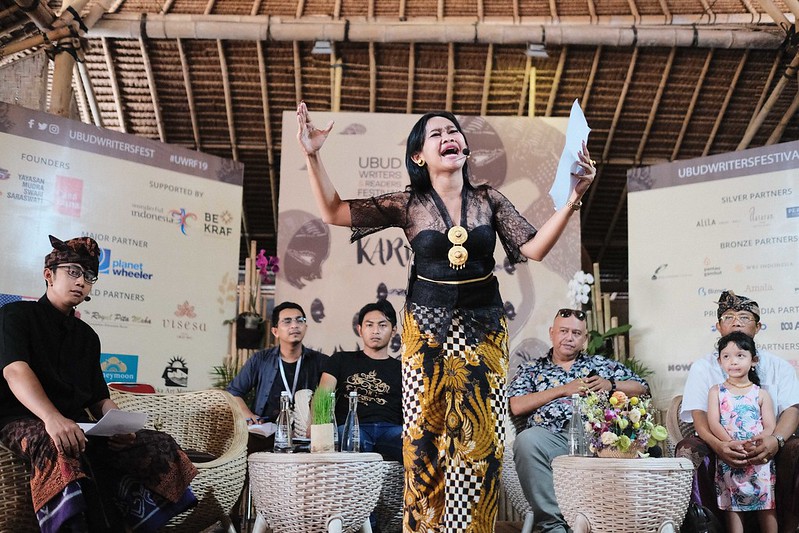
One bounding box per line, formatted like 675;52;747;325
462;148;471;157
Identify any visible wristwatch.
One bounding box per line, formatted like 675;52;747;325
774;435;785;449
608;376;616;392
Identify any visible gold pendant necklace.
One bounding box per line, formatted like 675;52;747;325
447;226;468;269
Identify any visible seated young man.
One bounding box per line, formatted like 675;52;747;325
319;300;402;461
0;235;197;533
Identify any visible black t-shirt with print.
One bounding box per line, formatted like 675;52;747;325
322;350;402;425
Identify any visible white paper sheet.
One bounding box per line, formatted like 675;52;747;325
549;99;592;210
78;409;147;437
248;422;277;439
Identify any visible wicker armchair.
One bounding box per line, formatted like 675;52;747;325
664;395;696;456
0;444;38;533
500;414;534;533
374;461;403;533
110;388;248;533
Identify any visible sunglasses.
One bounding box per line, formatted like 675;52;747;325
556;308;586;321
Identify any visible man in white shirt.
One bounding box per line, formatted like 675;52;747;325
678;291;799;530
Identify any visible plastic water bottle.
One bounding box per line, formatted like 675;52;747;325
273;391;293;453
568;393;586;456
341;391;360;452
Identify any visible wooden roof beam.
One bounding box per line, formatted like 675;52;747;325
406;43;414;113
76;61;102;126
217;39;238;160
671;48;713;160
703;49;748;156
636;46;675;163
517;56;532;116
545;46;567;117
140;36;166;142
767;71;799;144
584;47;638;225
739;51;799;149
331;42;342;111
581;46;601;109
293;41;302;104
752;51;782;120
71;62;91;123
256;40;278;229
101;36;126;132
480;43;493;116
446;42;454;110
177;38;201;149
369;42;376;112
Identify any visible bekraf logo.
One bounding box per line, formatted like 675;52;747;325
204;209;234;237
97;248;153;280
163;301;207;339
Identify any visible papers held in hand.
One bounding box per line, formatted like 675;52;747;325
78;409;147;437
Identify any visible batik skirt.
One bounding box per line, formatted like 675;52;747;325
401;303;508;533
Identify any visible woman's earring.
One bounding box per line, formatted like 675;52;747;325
415;158;425;167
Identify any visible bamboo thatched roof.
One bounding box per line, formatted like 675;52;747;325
1;0;798;293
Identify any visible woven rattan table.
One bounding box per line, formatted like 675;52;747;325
552;455;693;533
248;451;386;533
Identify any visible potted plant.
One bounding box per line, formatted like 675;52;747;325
310;388;337;453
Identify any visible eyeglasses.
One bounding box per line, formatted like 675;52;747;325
720;314;755;324
56;265;98;284
278;316;307;326
557;308;586;321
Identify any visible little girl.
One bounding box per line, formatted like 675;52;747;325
707;331;777;533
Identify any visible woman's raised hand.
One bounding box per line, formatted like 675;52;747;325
572;140;596;196
296;101;334;155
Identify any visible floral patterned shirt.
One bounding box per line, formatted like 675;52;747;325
508;351;649;433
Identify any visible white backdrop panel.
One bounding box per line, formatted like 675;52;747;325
0;102;243;392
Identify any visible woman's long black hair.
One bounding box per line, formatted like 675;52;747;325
717;330;760;386
405;111;473;193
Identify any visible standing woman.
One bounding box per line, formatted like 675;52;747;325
296;102;595;532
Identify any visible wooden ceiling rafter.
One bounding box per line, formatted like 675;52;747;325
595;46;639;265
176;38;201;149
545;46;567;117
753;52;783;121
739;51;799;149
256;40;277;229
480;43;492;116
71;62;91;123
703;49;749;156
446;42;454;110
406;42;414;113
577;46;601;221
75;60;102;126
768;75;799;144
203;0;216;16
636;47;675;165
217;39;238;161
331;44;342;111
369;41;376;112
101;36;126;132
671;48;713;161
139;36;165;142
517;56;531;116
293;40;302;103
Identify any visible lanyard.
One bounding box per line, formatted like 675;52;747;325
278;353;303;401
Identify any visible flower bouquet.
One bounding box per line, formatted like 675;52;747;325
581;390;668;458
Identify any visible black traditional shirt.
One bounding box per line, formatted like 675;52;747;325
0;295;109;427
347;185;537;341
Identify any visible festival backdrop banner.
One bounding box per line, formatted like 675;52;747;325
628;140;799;408
0;102;243;392
278;111;580;374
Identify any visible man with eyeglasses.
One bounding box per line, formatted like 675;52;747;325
509;308;649;533
227;301;326;448
0;235;197;532
678;290;799;530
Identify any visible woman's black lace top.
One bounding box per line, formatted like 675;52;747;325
347;185;537;341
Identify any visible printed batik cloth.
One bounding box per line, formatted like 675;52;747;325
401;304;508;533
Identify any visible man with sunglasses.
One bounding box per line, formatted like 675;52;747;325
509;307;649;533
678;290;799;530
0;235;197;532
227;301;326;447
